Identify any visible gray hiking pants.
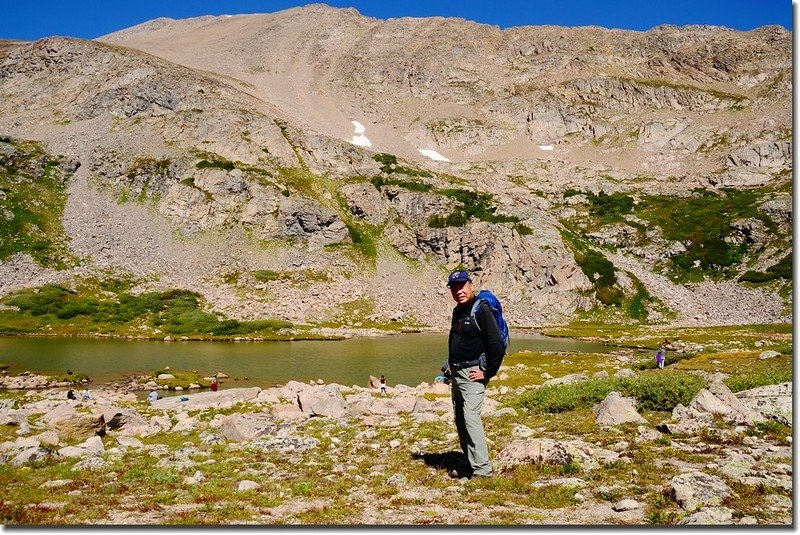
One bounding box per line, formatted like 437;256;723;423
451;366;492;476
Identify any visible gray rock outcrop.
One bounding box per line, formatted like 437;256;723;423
593;392;647;426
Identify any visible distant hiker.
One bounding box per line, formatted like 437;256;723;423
148;390;159;403
445;269;505;479
66;389;77;400
81;389;92;401
380;375;387;395
655;345;666;369
210;376;218;392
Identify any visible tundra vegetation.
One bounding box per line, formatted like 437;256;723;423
0;323;790;525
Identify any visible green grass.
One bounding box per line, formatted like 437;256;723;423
0;282;293;339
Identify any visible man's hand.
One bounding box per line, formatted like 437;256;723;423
469;369;485;382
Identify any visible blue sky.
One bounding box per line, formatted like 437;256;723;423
0;0;792;41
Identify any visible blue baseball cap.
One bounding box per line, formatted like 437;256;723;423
446;269;472;286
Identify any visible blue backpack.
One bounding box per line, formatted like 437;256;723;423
470;289;509;350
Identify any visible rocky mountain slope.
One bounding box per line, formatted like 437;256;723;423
0;5;791;333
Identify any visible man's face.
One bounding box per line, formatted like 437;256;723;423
449;281;474;305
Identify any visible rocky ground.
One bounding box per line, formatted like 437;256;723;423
0;342;791;526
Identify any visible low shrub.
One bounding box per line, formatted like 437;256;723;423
3;285;293;337
512;372;706;414
738;253;792;283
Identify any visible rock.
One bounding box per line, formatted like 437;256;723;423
687;381;764;425
593;391;647;426
368;375;381;389
58;436;104;459
386;474;406;486
612;498;640;512
183;471;205;485
677;507;734;525
718;452;756;479
614;369;636;379
11;446;57;467
157;374;175;380
150;387;261;411
237;480;261;492
297;387;347;418
495;438;573;470
117;436;144;450
218;413;275;442
542;373;588;386
271;404;306;420
71;457;107;471
40;479;73;489
35;431;60;446
96;406;148;431
671;471;734;512
41;403;78;426
54;414;106;440
736;382;792;426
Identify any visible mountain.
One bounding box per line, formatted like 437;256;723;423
0;5;791;334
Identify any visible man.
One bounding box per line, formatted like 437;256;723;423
446;269;505;479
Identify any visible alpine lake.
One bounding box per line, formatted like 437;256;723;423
0;332;632;392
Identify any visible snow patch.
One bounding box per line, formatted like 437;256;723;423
349;120;372;147
538;145;554;151
417;149;450;162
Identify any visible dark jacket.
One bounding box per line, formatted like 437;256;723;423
448;298;505;380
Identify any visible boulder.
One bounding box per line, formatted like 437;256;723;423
54;414;106;440
218;413;275;442
58;435;104;459
689;381;764;425
94;406;148;430
677;507;734;525
271;404;306;421
150;387;261;411
612;499;641;512
495;438;574;471
41;403;77;426
297;388;347;418
237;480;261;492
758;350;781;360
671;471;734;512
593;392;647;426
11;446;57;467
736;382;792;426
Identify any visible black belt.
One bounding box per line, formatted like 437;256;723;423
451;358;482;370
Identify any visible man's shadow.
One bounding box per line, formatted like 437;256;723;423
411;450;465;472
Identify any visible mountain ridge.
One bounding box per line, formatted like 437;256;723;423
0;5;791;335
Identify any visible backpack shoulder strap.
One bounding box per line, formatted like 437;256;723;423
470;297;487;333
